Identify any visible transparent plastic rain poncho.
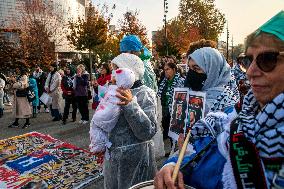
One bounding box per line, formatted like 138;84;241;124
89;68;135;153
103;85;158;189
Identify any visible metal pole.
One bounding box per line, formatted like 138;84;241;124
231;35;234;63
226;22;229;61
164;0;168;56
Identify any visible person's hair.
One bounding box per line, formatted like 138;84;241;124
58;69;64;76
165;55;177;64
77;64;85;72
186;39;217;57
19;67;28;76
165;62;177;72
101;63;111;75
245;32;284;52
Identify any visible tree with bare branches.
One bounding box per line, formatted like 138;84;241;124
13;0;68;68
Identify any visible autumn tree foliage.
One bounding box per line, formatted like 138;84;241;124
153;0;225;57
67;3;109;79
0;30;23;70
179;0;225;41
94;33;121;63
118;10;149;46
153;17;201;57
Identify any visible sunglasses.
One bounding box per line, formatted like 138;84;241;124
241;51;284;72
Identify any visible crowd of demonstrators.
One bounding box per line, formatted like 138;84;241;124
33;65;49;113
1;11;283;189
154;11;284;189
61;65;77;124
45;63;62;121
73;64;90;125
8;68;32;129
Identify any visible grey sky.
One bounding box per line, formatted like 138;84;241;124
93;0;284;45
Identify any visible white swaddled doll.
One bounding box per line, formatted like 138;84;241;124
89;68;136;153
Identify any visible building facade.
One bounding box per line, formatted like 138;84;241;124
0;0;88;52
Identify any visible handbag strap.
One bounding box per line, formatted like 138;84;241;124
229;119;268;189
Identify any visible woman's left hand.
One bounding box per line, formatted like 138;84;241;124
116;88;133;106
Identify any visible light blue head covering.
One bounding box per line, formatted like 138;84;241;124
256;10;284;41
189;47;231;110
120;35;143;52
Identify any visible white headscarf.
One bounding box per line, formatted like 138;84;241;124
111;53;145;81
190;47;231;110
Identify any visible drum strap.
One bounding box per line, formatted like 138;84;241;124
229;120;267;189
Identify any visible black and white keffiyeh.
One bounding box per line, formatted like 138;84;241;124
157;73;184;112
190;84;239;139
231;63;247;84
191;112;230;139
210;85;240;113
238;89;284;157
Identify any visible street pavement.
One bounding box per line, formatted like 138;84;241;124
0;98;169;188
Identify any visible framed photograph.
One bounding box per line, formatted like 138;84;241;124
168;88;206;141
168;88;189;141
184;91;206;136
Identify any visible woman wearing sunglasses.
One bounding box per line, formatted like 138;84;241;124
154;10;284;189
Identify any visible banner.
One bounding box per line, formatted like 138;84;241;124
0;132;103;189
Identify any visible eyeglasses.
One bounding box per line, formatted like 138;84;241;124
241;51;284;72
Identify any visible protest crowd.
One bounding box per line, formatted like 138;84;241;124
0;10;284;189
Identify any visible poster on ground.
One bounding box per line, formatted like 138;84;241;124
168;88;206;141
0;132;103;189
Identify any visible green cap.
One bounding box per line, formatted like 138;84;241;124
256;10;284;41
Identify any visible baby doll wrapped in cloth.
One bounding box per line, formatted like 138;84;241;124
89;68;136;153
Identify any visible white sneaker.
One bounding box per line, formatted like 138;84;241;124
79;120;83;124
82;120;88;125
45;108;50;113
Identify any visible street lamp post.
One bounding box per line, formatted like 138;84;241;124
163;0;168;56
226;21;229;61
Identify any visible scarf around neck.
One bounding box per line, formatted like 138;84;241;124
33;70;43;79
238;89;284;158
158;73;184;112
